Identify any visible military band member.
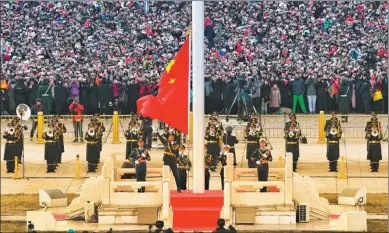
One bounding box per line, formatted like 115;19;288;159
177;145;192;190
366;122;382;172
53;115;66;164
92;114;105;163
326;121;342;172
13;117;27;164
284;113;299;132
3;123;19;173
43;123;58;173
365;112;378;152
85;123;99;173
204;146;213;190
219;145;229;190
130;139;151;193
206;113;223;135
222;126;239;166
205;124;222;171
52;121;62;167
324;112;340;131
125;121;140;160
244;123;260;168
253;138;272;192
155;128;181;193
284;122;301;172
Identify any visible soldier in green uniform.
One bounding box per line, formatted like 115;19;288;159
85;123;99;173
284;121;301;172
366;122;382;172
324;112;340;131
130;139;151;193
53;115;66;164
3;123;19;173
365;112;378;152
177;145;192;190
92;114;105;163
204;146;213;190
222;126;239;166
124;121;140;160
326;121;342;172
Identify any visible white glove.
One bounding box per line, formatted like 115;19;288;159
256;161;260;165
141;153;146;158
135;160;139;164
231;132;235;136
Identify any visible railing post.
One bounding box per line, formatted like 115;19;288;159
278;155;283;168
74;154;81;179
12;156;19;179
317;111;326;144
337;156;347;179
36;111;44;144
284;152;293;205
111;111;121;144
223;153;234;222
162;165;171;222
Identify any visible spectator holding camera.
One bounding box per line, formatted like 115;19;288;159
69;99;84;143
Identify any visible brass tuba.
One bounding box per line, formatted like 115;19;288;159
47;130;53;137
372;128;379;137
88;129;95;136
330;126;338;135
288;130;294;138
7;127;15;135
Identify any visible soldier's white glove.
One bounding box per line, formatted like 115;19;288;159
231;132;236;136
141;153;146;158
256;161;260;165
135;160;139;164
152;126;158;133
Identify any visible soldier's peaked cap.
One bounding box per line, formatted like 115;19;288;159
7;123;14;127
371;112;377;117
138;138;144;142
289;112;296;117
259;138;267;143
88;123;95;127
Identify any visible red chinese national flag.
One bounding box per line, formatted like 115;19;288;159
137;37;190;134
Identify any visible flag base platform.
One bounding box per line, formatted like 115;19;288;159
170;190;223;231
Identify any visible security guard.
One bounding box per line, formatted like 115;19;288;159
326;121;342;172
204;146;213;190
43;123;58;173
366;122;382;172
222;126;239;166
205;124;222;171
177;145;192;190
130;139;151;193
253;138;272;192
155;128;181;193
244;123;260;168
284;122;301;172
3;123;19;173
85;123;99;172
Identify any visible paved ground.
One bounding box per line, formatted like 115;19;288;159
1;137;387;194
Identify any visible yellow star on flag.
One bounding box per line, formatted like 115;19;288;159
166;59;175;73
168;78;176;84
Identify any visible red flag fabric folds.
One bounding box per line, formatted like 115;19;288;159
137;37;190;134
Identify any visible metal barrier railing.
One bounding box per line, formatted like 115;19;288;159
0;113;387;140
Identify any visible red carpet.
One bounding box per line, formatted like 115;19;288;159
53;213;67;221
170;190;224;231
330;214;340;219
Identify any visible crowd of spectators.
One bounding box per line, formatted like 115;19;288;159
1;1;388;117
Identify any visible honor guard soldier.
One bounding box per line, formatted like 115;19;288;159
325;112;340;131
85;123;99;173
125;121;140;160
205;124;222;171
222;126;239;166
253;138;272;192
155;127;181;193
204;146;213;190
92;114;105;163
177;145;192;190
43;123;58;173
129;139;151;193
164;126;182;145
244;123;260;168
366;122;382;172
284;121;301;172
53;115;66;164
52;121;62;167
219;145;229;190
326;121;342;172
207;113;223;134
3;123;19;173
246;113;259;131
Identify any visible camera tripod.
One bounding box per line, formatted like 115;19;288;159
227;86;250;122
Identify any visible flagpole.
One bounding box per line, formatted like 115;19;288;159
192;1;205;194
